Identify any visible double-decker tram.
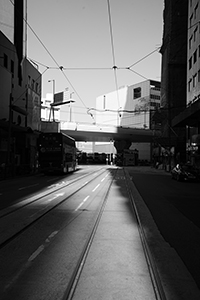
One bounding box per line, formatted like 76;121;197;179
38;132;77;174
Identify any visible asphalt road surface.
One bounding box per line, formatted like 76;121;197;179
127;166;200;290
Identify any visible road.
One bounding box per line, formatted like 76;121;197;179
0;165;200;299
127;166;200;290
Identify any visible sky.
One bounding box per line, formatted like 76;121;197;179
27;0;164;124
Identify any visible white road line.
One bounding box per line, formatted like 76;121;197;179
28;245;45;262
92;184;100;192
18;183;39;190
75;195;90;211
5;230;58;291
28;230;58;262
101;177;105;182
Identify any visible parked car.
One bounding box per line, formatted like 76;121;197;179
171;163;200;182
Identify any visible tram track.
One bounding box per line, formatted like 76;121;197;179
0;167;106;218
0;167;110;249
62;166;116;300
0;167;167;300
61;168;167;300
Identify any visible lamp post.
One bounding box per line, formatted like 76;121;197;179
48;79;55;121
69;92;74;122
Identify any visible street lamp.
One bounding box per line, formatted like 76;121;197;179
69;92;74;122
48;79;55;121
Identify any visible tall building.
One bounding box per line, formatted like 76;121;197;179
171;0;200;167
159;0;188;168
0;1;42;177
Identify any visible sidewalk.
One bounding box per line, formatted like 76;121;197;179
72;168;158;300
72;167;200;300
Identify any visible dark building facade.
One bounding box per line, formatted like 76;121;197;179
159;0;188;168
0;1;42;178
172;0;200;167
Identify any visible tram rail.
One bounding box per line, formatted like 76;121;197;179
0;167;167;300
0;167;110;249
62;168;167;300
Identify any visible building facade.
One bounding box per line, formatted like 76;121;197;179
95;80;161;162
0;1;42;178
159;0;188;169
168;0;200;168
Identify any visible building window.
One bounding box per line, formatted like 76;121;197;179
3;53;8;68
194;27;198;41
193;73;197;87
194;49;197;63
133;87;141;99
198;70;200;82
189;13;193;28
150;94;160;100
11;59;14;76
188;79;192;92
28;75;31;87
194;3;198;19
189;36;192;49
189;57;192;69
31;79;35;90
36;82;39;94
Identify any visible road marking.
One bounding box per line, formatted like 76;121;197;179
4;231;58;291
46;192;65;203
75;195;90;211
28;245;45;262
92;184;100;192
28;231;58;262
18;183;39;190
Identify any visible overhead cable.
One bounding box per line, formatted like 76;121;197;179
9;0;89;112
107;0;120;110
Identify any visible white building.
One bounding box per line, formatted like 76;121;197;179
95;80;161;161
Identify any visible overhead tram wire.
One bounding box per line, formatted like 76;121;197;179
9;0;90;118
107;0;120;111
128;47;161;69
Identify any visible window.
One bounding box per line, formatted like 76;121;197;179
11;59;14;76
193;73;197;87
194;49;197;63
198;70;200;82
194;27;198;41
188;79;192;92
189;57;192;69
31;79;35;90
28;75;31;87
190;14;193;28
36;82;39;94
189;36;192;49
133;87;141;99
3;53;8;68
194;3;198;19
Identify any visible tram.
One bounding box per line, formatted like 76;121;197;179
38;132;77;174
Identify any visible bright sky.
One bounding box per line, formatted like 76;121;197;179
27;0;164;124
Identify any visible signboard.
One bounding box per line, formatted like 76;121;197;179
53;91;71;106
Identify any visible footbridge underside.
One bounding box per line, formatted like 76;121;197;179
59;122;161;143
